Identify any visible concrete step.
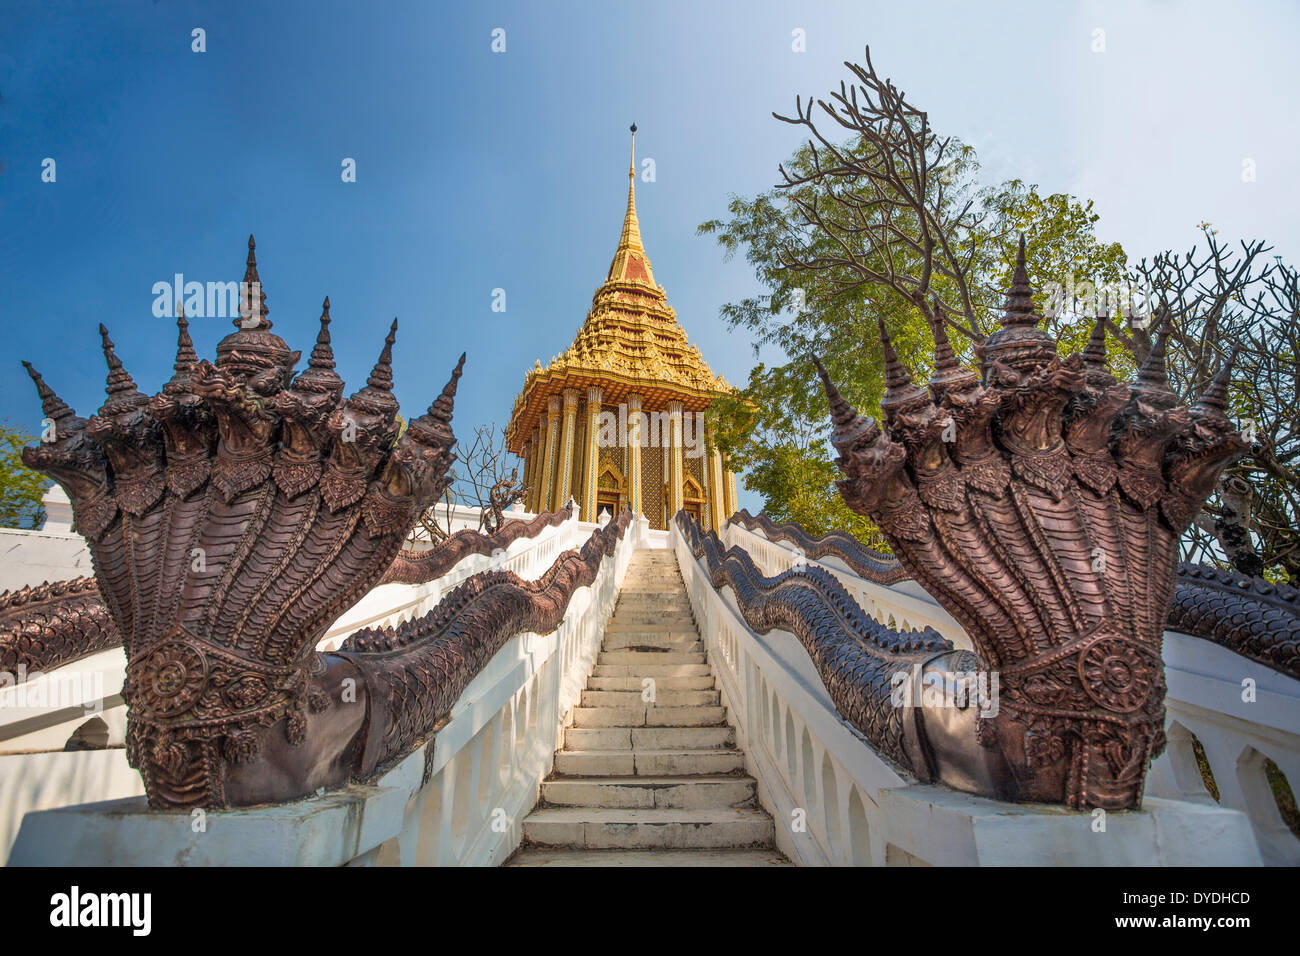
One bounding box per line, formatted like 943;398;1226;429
541;775;756;809
553;748;745;777
605;621;697;634
580;689;720;708
506;847;789;867
597;650;705;666
612;611;692;621
592;663;712;678
603;634;701;651
509;546;783;865
522;807;774;850
571;705;727;728
615;597;692;609
587;675;715;691
603;633;699;646
564;725;736;752
610;617;696;629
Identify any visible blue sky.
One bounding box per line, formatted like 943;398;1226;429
2;1;1296;514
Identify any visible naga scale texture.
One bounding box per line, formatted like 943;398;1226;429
380;505;574;586
0;577;119;675
20;236;465;809
729;508;908;585
815;240;1246;810
1168;563;1300;681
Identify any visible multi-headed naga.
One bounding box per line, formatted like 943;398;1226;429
21;237;465;808
817;241;1246;809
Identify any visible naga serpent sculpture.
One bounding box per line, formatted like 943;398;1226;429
0;506;576;678
17;234;607;810
810;240;1247;809
380;504;573;586
726;509;1300;683
0;577;119;676
678;512;953;773
728;508;908;585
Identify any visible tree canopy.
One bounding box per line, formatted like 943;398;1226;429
0;423;49;530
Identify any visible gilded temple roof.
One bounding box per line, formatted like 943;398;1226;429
505;129;730;452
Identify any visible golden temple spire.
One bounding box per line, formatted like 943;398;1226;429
608;123;656;287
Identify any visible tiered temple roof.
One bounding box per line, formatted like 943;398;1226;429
504;131;729;454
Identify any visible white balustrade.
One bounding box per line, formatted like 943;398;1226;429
674;522;905;865
1146;631;1300;866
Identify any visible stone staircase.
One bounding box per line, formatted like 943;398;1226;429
507;549;787;866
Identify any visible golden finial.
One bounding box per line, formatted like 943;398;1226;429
607;123;654;287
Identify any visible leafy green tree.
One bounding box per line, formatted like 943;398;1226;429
0;423;49;529
707;362;886;545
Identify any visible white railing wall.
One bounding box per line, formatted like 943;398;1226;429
0;647;139;863
714;517;1300;865
404;502;535;547
672;521;908;866
349;514;635;866
1147;631;1300;866
317;511;588;651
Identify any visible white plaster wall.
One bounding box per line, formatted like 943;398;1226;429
0;529;93;591
0;748;144;864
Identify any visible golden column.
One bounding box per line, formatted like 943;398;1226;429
526;423;539;513
724;465;738;525
582;386;603;521
667;400;684;523
707;448;726;533
520;438;532;511
627;393;643;516
555;388;579;510
528;425;542;512
540;398;561;514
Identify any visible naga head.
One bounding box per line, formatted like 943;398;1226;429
817;238;1246;809
21;235;465;809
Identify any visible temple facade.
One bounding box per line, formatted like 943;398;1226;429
505;129;738;530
